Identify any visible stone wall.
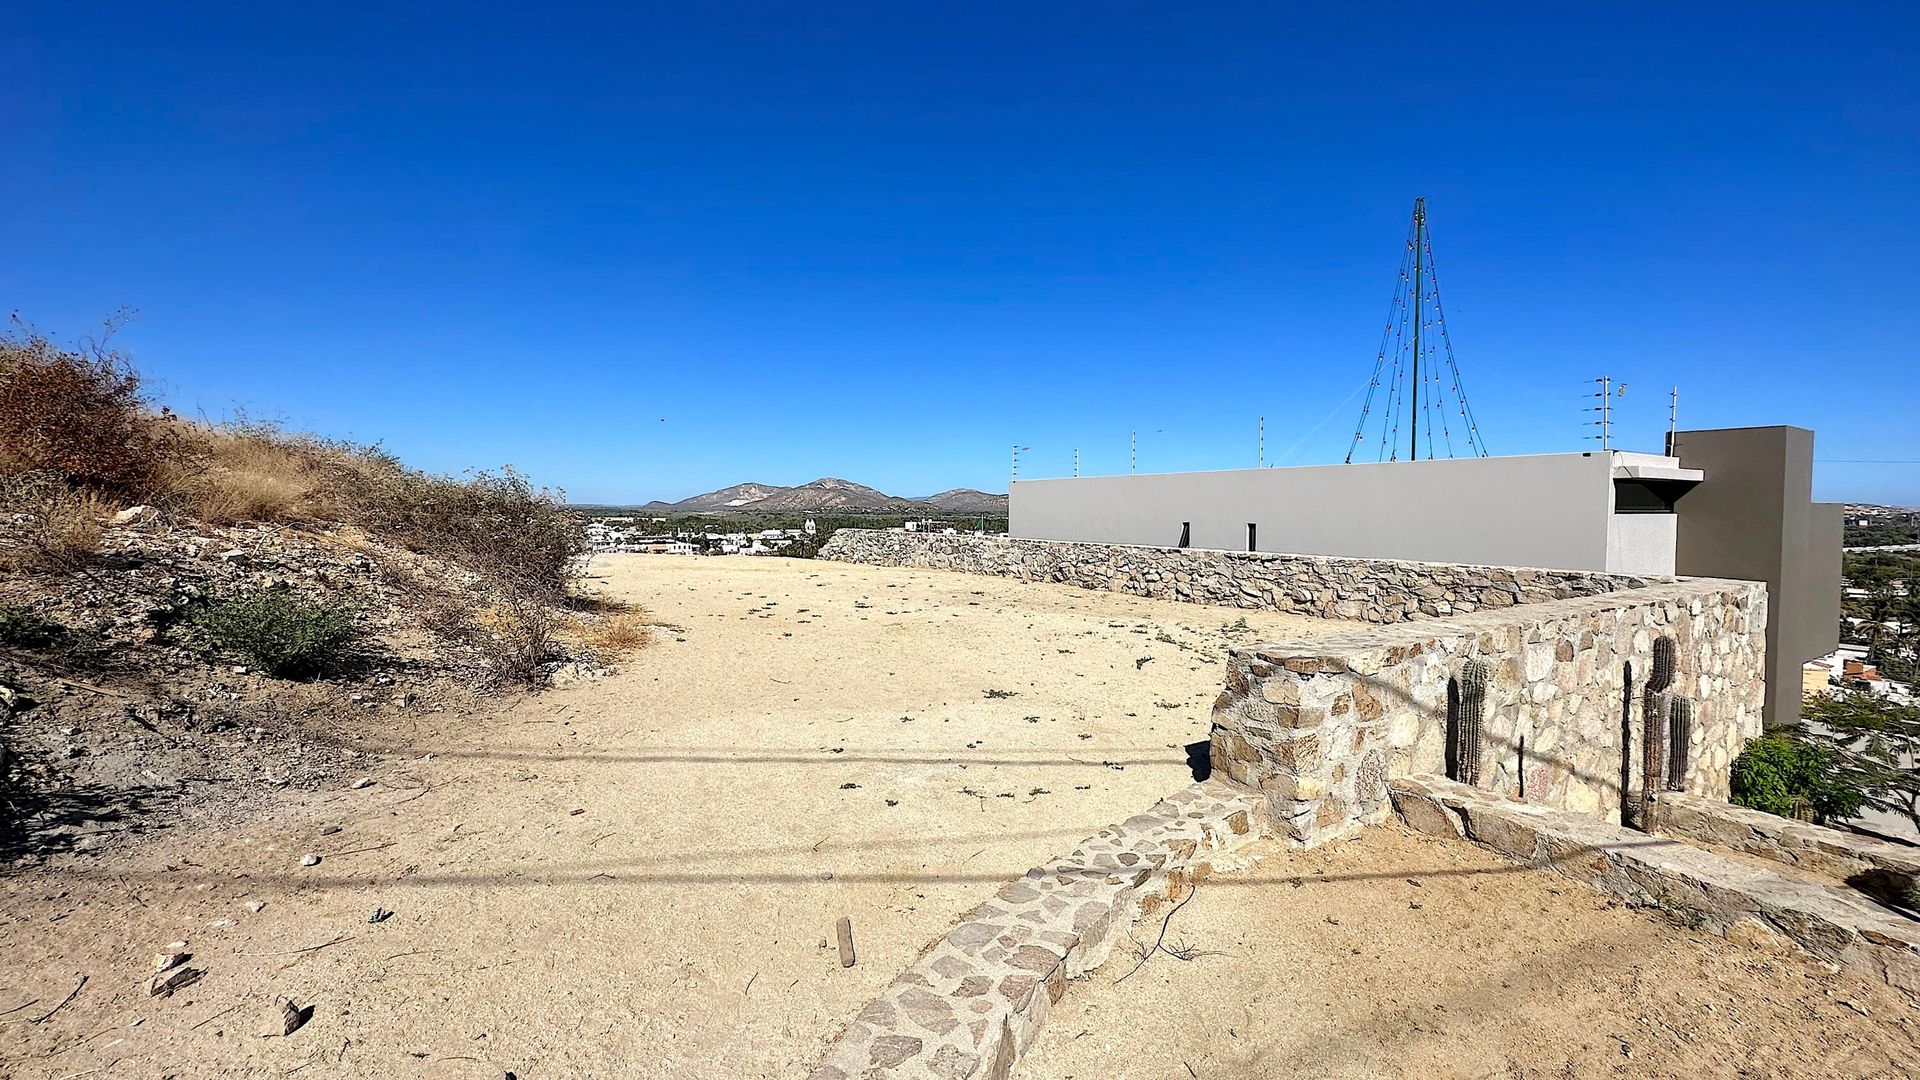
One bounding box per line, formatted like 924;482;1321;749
818;531;1658;624
807;781;1266;1080
1208;579;1768;845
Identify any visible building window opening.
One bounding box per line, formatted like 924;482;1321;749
1178;522;1190;549
1247;523;1257;552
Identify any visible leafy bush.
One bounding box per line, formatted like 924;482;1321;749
0;606;69;649
1730;731;1866;825
0;316;173;497
1800;693;1920;832
192;590;362;679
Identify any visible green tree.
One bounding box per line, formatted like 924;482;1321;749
1800;693;1920;832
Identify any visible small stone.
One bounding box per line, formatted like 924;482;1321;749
300;854;321;867
153;951;189;972
320;825;343;836
350;778;374;790
369;907;393;924
274;998;313;1036
246;900;267;913
147;966;202;997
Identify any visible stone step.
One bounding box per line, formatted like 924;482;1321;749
1389;774;1920;998
1656;791;1918;913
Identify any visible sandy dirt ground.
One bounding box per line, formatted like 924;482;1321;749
1020;824;1920;1080
2;554;1338;1078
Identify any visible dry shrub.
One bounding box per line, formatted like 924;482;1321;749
0;317;171;497
471;597;569;686
326;462;585;600
568;611;654;655
3;315;588;607
0;473;110;573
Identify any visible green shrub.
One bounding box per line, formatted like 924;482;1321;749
192;590;361;679
0;605;69;649
1730;731;1866;825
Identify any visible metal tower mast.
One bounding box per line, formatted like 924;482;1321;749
1410;197;1424;460
1347;199;1488;464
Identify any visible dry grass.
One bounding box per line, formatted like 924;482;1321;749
0;323;588;597
568;611;655;655
0;474;111;573
159;423;321;525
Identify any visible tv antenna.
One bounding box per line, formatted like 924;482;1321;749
1347;198;1490;463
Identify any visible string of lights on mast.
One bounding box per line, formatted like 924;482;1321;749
1347;198;1489;463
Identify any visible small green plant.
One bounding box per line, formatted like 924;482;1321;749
1730;731;1866;825
192;590;360;679
0;605;68;649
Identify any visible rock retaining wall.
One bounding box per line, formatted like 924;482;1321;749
818;531;1657;624
1209;580;1767;845
807;781;1265;1080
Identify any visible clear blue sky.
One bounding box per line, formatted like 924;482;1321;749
5;3;1916;505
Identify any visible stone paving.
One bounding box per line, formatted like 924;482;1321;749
807;781;1266;1080
1390;774;1920;997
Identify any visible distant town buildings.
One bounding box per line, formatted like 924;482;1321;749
584;517;808;556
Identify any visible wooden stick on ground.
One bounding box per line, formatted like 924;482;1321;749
835;917;856;968
30;976;86;1023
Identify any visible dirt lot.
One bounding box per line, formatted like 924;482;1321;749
1021;824;1920;1080
2;554;1337;1077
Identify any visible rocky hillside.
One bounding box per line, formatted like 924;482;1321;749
0;324;648;867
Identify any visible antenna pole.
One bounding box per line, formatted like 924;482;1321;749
1130;430;1136;474
1073;447;1079;477
1258;415;1265;467
1410;198;1425;461
1667;387;1678;454
1589;376;1613;450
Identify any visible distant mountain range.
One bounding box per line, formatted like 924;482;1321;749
633;478;1008;515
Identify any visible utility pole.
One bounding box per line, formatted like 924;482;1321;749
1410;196;1426;461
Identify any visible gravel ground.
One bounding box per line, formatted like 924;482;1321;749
1021;824;1920;1080
2;553;1338;1077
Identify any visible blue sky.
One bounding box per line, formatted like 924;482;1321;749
5;3;1916;505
